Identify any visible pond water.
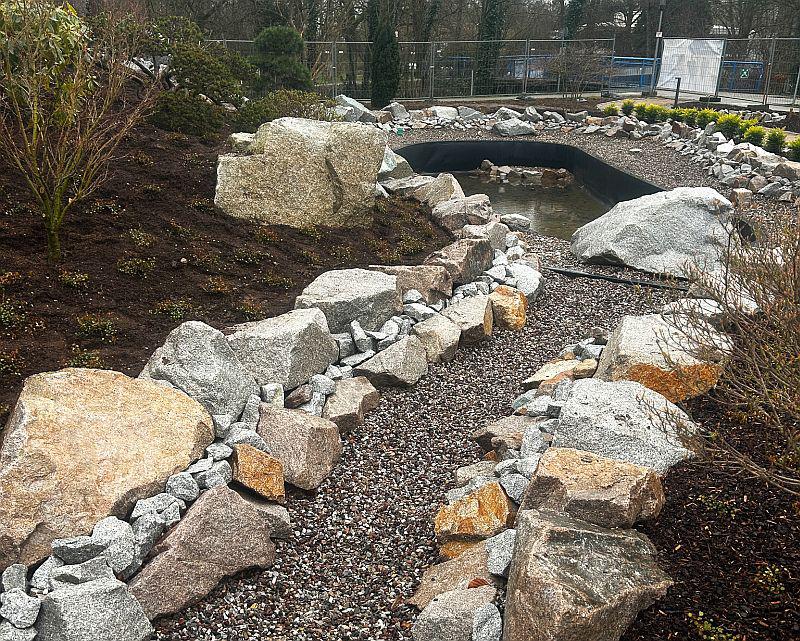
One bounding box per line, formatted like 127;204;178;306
455;173;610;240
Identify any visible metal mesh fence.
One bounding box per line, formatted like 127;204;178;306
211;36;800;106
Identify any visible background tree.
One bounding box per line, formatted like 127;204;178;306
475;0;507;94
253;25;312;92
563;0;586;38
370;9;400;107
0;1;155;263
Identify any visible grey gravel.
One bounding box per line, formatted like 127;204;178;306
154;258;663;640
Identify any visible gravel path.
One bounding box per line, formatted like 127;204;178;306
154;237;667;640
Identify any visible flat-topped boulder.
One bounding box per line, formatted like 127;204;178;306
434;482;515;546
441;295;493;344
227;308;338;389
128;486;275;620
322;376;380;431
215;118;387;227
594;313;728;403
369;264;453;303
489;286;528;330
521;448;664;528
378;146;413;181
553;379;695;473
431;194;493;231
256;405;342;490
410;173;465;208
140;320;258;419
411;314;462;363
295;268;401;333
353;336;428;387
503;509;672;641
571;187;733;277
412;586;498;641
0;369;213;569
425;239;493;285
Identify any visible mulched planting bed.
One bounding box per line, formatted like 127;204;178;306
0;124;452;425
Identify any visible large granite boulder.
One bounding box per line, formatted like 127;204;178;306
140;321;258;419
425;239;493;285
215;118;387;227
431;195;493;231
37;578;153;641
411;173;466;208
553;379;695;473
227;308;338;389
594;313;728;403
369;265;453;303
0;369;212;569
457;221;510;251
322;376;380;432
295;268;401;333
411;314;462;363
571;187;733;277
128;486;275;620
493;118;537;136
503;510;672;641
489;286;528;331
353;336;428;387
521;448;664;528
441;295;493;344
334;95;374;123
256;405;342;490
434;482;515;547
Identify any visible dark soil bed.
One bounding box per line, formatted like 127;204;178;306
624;397;800;641
0;125;452;426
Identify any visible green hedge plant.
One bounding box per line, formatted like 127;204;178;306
696;108;720;129
231;90;334;133
715;113;743;140
765;128;787;154
621;99;635;116
743;125;766;147
787;138;800;161
602;103;619;116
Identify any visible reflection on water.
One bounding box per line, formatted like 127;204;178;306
455;173;609;241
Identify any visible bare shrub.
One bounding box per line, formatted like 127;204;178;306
545;43;612;100
0;1;156;262
664;213;800;495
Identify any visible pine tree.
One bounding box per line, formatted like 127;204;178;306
475;0;507;95
371;16;400;108
563;0;587;39
253;26;312;93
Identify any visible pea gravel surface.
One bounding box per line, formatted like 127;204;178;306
153;238;667;641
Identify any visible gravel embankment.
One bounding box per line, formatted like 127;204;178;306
153;240;667;640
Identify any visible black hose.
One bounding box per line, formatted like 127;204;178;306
544;266;690;292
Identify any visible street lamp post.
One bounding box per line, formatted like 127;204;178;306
647;0;666;96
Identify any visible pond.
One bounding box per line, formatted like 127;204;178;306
454;172;610;240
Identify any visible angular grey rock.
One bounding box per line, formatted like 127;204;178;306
322;376;380;432
238;494;293;540
140;320;258;418
30;556;63;592
49;557;114;590
206;442;233;461
500;472;530;503
493;118;537;136
195;460;233;489
431;194;493;231
353;336;428;387
51;536;106;565
211;414;233;439
425;239;493;286
128;486;275;621
403;303;437;322
165;472;200;503
411;173;465;208
385;101;410;120
381;175;436;195
453;461;497;487
350;320;374;353
412;586;497;641
571;187;733;277
500;214;531;231
378;146;413;181
239;394;261;424
295;268;400;333
126;512;165;577
37;577;153;640
503;509;672;641
335;95;373;122
0;621;37;641
520;424;547;457
411;314;462;363
91;517;135;575
507;263;543;301
441;295;493;344
522;106;542;122
446;475;495;504
485;528;516;577
554;378;694;473
458;221;511;251
0;589;39;628
369;264;453;304
256;406;342;491
227;309;338;389
310;373;336;396
130;494;184;520
0;564;27;592
471;415;538;452
473;603;503;641
493;107;523;121
260;383;285;406
223;426;269;452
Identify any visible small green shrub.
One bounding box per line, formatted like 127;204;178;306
0;300;26;330
743;125;766;147
786;137;800;161
621;99;635;116
232;248;263;265
58;270;89;289
0;350;23;376
683;108;698;127
200;276;232;296
739;118;758;135
633;102;648;119
687;612;740;641
262;273;294;289
235;300;267;321
715;113;743;140
65;345;105;368
231;90;333;133
117;256;156;278
696;108;720;129
602;103;619;116
764;128;787;154
151;298;198;321
149;92;225;138
76;314;117;343
253;26;312;93
127;228;155;248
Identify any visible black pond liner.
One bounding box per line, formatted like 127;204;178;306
395;139;663;207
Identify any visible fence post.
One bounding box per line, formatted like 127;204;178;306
763;36;777;106
608;35;616;93
792;62;800;106
522;40;530;95
429;41;436;100
331;41;337;99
